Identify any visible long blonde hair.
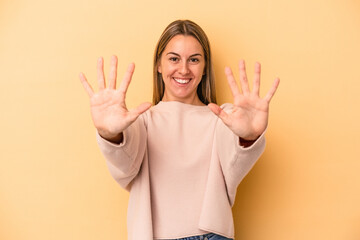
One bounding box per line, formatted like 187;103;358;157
153;20;217;105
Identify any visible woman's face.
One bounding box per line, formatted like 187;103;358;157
158;35;205;105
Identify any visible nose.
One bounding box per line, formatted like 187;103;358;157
179;61;190;75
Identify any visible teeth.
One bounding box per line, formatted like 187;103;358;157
174;78;190;84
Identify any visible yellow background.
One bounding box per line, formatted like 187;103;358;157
1;0;359;239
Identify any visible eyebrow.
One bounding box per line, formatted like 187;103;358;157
166;52;203;57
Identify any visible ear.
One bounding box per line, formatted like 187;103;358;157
157;63;162;73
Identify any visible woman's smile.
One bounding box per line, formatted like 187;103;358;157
173;77;191;84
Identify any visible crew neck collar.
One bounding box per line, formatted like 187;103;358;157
157;101;209;110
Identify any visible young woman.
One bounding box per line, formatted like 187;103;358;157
80;20;279;240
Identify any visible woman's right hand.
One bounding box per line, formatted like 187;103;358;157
79;55;152;143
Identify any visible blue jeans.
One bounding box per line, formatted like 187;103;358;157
170;233;233;240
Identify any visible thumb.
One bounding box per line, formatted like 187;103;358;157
128;102;152;121
208;103;230;125
135;102;152;115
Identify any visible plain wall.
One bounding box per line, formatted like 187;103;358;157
1;0;359;239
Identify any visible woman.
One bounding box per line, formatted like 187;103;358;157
80;20;279;240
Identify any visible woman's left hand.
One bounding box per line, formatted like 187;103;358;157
208;60;280;141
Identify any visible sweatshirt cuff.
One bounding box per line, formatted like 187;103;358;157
236;130;266;151
95;129;133;156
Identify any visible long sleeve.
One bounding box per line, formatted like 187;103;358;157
215;103;266;206
216;121;266;206
96;116;147;191
96;115;153;239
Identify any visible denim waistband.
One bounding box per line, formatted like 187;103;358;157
171;232;233;240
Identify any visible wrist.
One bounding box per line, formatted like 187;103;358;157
239;135;259;148
98;130;124;144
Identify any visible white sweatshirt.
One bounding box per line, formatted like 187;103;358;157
96;101;266;240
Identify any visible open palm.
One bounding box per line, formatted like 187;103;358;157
80;56;151;142
208;60;280;141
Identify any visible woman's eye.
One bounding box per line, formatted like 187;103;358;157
189;58;199;63
169;57;179;62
